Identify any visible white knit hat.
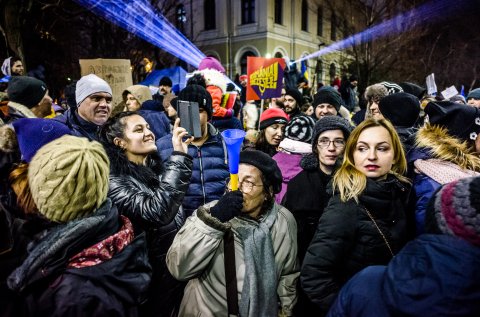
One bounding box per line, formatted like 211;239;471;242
75;74;112;105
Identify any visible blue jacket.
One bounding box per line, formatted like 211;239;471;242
156;123;229;217
53;108;100;141
327;234;480;317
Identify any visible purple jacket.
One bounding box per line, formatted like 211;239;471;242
273;151;304;204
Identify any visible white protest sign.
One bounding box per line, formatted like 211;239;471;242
426;73;437;96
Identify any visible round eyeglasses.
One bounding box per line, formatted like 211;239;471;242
226;177;263;194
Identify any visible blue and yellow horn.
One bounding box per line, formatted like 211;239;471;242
221;129;246;191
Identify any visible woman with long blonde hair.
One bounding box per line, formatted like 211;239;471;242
300;118;411;316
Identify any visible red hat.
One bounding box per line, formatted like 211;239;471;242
239;74;248;82
259;108;289;130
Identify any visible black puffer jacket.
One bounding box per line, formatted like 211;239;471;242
107;148;193;317
301;175;410;316
7;200;151;317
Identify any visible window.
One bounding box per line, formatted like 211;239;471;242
240;51;257;75
301;0;308;31
176;4;187;33
204;0;216;30
241;0;255;24
317;6;323;36
274;0;283;25
331;13;337;41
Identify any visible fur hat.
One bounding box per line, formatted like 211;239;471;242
122;85;152;105
467;88;480;100
284;115;315;143
28;135;110;223
198;57;225;74
8;76;47;108
259;108;289;130
177;84;213;119
159;76;172;87
425;101;480;142
239;150;282;194
426;176;480;246
311;116;353;147
364;84;388;104
12;118;71;163
75;74;112;106
313;86;343;111
378;92;421;127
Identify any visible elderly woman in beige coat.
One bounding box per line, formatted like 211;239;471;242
167;150;299;317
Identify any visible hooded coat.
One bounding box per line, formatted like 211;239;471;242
6;200;151;317
301;176;410;316
327;234;480;317
408;125;480;235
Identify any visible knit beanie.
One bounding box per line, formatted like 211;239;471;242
159;76;173;87
467;88;480;100
312;86;343;111
284;115;315;143
8;76;47;108
177;84;213;119
425;101;480;141
426;176;480;246
311;116;353;147
122;85;152;105
239;150;282;194
399;82;427;99
28;135;110;223
12;118;71;163
75;74;112;106
378;81;404;95
198;57;226;74
285;89;304;108
378;92;421;127
259;108;289;130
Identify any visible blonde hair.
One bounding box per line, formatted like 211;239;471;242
9;163;37;215
333;118;409;202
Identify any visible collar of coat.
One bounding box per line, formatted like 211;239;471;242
415;124;480;171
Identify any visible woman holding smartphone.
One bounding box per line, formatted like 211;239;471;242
301;118;411;316
99;111;193;316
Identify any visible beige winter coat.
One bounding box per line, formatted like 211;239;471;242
166;202;299;317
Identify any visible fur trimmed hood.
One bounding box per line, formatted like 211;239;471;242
415;123;480;171
0;124;18;153
192;68;227;93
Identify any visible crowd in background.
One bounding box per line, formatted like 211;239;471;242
1;54;480;317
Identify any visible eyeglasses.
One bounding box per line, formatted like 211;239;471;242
317;138;345;149
226;177;263;194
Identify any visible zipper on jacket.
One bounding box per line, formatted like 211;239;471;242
197;147;207;205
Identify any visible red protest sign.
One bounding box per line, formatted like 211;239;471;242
246;57;286;100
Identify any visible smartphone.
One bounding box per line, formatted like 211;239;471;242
177;100;202;138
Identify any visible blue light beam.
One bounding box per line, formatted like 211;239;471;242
294;0;473;64
73;0;205;67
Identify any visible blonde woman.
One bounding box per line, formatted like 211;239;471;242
300;118;411;316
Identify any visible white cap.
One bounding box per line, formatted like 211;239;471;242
75;74;112;105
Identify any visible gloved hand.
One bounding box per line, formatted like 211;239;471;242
210;190;244;222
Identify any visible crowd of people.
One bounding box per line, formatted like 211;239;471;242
1;54;480;317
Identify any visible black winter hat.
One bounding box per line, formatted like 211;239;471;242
399;82;427;99
312;116;353;147
378;92;421;127
285;89;303;107
312;86;343;111
8;76;47;108
425;101;480;142
240;150;282;194
177;84;213;119
159;76;172;87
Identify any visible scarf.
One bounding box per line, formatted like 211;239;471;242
230;204;278;317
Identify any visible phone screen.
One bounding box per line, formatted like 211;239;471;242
178;100;202;138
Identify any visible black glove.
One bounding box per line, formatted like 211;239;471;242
210;191;244;222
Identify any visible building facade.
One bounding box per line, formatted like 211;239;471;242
173;0;363;86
